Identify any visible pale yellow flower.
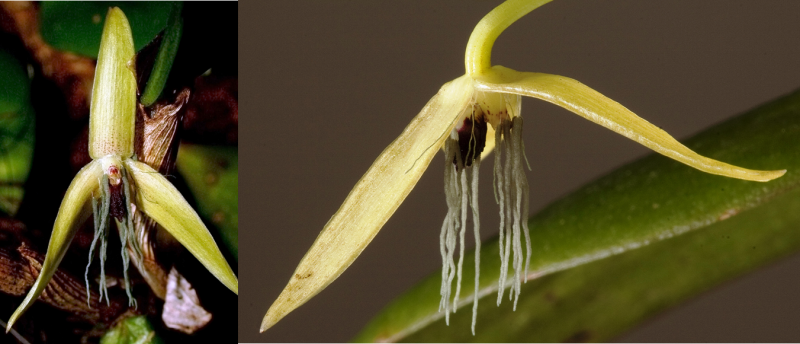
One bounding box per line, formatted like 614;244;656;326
6;7;238;332
261;0;784;333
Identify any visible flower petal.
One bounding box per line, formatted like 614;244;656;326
475;66;785;182
125;160;238;294
261;75;475;332
6;160;101;332
89;7;136;159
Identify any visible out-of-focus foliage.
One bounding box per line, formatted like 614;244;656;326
139;2;182;106
176;144;239;260
40;2;172;58
100;316;164;344
0;49;34;215
0;49;28;113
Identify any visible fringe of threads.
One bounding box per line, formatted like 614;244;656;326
439;109;484;334
494;115;531;310
85;168;143;308
440;97;531;334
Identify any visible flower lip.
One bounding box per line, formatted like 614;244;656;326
108;179;127;220
453;113;487;167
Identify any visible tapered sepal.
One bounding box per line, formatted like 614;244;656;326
6;160;101;332
475;66;785;182
261;75;475;332
125;160;238;294
89;7;136;159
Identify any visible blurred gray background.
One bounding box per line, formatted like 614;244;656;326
239;1;800;342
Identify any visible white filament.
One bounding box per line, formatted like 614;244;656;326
469;158;481;335
440;127;479;326
84;168;142;309
86;174;111;306
439;135;458;321
453;159;468;314
117;169;138;308
493;116;532;310
439;99;531;334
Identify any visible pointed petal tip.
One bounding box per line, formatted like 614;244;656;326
709;166;786;182
259;284;302;333
259;317;274;333
754;169;786;182
260;302;284;333
259;274;321;333
229;278;239;295
7;302;25;334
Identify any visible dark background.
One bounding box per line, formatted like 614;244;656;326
240;1;800;342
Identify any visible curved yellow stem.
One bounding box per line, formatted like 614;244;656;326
465;0;552;76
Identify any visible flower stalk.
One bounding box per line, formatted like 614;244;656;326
6;7;238;332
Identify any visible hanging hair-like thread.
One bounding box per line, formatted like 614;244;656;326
86;174;111;306
84;169;143;308
439;93;532;333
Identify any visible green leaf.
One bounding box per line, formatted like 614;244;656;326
100;316;164;344
176;144;239;260
40;2;173;59
0;49;29;114
140;2;183;107
354;87;800;342
0;49;34;216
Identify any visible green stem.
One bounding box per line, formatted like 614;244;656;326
464;0;552;77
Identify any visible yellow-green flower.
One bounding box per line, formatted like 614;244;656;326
6;7;238;332
261;0;784;333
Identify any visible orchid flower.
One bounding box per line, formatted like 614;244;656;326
6;7;238;332
261;0;785;333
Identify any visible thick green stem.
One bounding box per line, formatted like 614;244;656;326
464;0;552;77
